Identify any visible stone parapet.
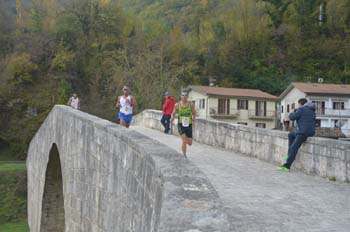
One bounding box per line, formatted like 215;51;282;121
133;110;350;183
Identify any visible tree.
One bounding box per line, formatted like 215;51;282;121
7;53;38;85
261;0;292;28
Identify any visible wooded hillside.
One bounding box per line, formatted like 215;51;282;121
0;0;349;159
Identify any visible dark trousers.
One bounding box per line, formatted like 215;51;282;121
161;114;171;132
284;131;308;169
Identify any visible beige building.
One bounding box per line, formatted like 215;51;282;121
279;82;350;137
188;85;278;129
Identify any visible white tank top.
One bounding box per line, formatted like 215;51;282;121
120;96;133;115
70;97;79;109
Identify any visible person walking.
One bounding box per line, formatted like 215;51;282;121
116;86;138;128
277;98;316;171
170;91;196;158
161;92;175;134
67;93;80;110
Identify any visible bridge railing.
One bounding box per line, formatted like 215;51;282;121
133;109;350;183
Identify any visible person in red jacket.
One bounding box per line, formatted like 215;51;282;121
161;92;175;134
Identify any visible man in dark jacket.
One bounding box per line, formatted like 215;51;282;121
277;98;316;171
161;92;175;134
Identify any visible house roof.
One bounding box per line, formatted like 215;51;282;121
189;85;278;101
279;82;350;99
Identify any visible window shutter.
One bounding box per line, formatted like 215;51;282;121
227;99;230;114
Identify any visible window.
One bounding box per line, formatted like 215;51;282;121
312;101;325;114
256;123;266;128
238;122;248;125
333;102;345;110
291;103;295;110
315;119;321;127
218;99;230;115
255;101;267;116
287;104;290;113
238;99;248;110
199;99;206;109
281;106;284;113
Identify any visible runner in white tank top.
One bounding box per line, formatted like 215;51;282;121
68;93;80;110
119;95;133;115
116;86;138;128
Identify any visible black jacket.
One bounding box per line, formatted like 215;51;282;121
289;102;316;136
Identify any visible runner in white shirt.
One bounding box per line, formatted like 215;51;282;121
67;93;80;110
116;86;138;128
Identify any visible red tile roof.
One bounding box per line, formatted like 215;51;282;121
190;85;278;100
292;82;350;95
279;82;350;99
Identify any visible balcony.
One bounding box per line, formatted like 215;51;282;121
315;108;350;118
209;108;240;118
248;110;277;120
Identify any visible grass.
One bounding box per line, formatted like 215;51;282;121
0;221;28;232
0;160;28;231
0;162;26;172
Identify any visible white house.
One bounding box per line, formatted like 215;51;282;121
188;85;278;129
279;82;350;137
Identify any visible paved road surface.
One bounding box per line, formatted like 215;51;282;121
133;126;350;232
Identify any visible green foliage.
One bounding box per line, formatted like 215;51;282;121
54;13;83;49
7;53;38;84
52;49;75;72
0;162;26;172
57;80;72;105
6;53;38;85
29;6;44;33
0;0;350;160
0;222;28;232
261;0;292;28
0;166;27;224
0;0;15;56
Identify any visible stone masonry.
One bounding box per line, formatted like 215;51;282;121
133;126;350;232
132;110;350;183
27;105;231;232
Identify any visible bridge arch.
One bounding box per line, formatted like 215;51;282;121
27;105;230;231
40;143;65;232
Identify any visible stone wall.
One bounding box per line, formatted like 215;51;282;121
133;110;350;183
27;105;231;232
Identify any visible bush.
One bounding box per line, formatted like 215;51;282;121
51;49;75;72
6;53;38;85
57;79;72;105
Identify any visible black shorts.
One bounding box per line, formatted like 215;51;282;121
177;124;192;138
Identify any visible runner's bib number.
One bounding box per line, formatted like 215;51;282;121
182;117;190;127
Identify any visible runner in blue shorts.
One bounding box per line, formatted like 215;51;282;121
116;86;138;128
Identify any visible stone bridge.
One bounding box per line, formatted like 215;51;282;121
27;106;350;232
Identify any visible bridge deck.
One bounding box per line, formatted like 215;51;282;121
133;126;350;232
